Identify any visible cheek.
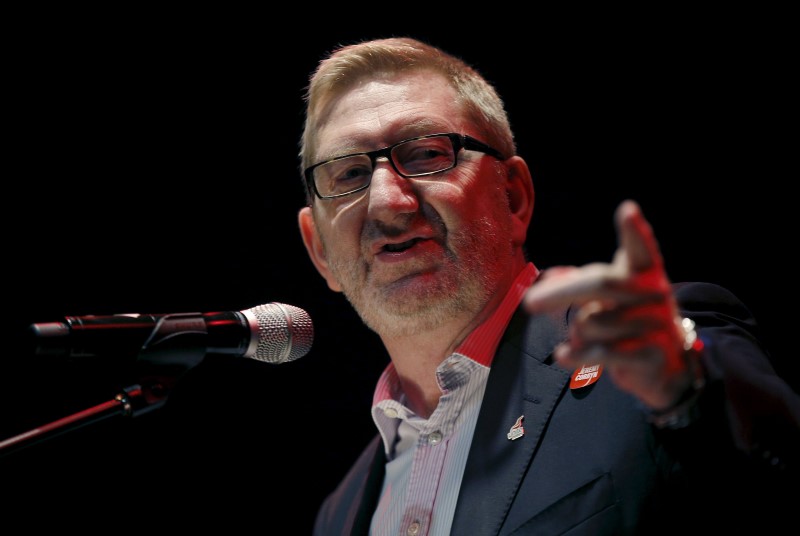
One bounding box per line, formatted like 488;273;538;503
318;223;354;257
426;179;507;227
318;208;365;258
422;180;473;217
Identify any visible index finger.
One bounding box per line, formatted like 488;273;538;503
616;199;664;274
523;200;665;313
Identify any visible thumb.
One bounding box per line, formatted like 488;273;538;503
615;200;663;273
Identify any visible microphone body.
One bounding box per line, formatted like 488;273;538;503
28;303;314;365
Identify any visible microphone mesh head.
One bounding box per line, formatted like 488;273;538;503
246;303;314;364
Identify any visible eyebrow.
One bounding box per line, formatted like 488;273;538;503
316;138;362;161
317;119;455;161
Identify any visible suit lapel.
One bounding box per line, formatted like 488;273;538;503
350;438;387;536
450;308;570;536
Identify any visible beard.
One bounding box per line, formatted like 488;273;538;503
323;202;515;339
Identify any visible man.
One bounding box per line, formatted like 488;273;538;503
296;37;798;535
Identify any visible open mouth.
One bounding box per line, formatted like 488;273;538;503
383;238;421;253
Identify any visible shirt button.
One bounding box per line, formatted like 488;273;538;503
407;521;421;535
428;431;443;445
383;407;398;418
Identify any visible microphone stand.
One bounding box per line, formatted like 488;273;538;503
0;383;167;458
0;337;206;458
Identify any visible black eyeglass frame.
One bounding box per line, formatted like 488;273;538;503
304;132;505;200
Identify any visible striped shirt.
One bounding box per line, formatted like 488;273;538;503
369;263;539;536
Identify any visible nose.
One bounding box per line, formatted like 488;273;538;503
367;158;420;221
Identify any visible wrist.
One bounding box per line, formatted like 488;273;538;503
644;317;706;429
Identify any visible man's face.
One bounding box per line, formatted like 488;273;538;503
300;71;519;339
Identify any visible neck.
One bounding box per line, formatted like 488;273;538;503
380;271;519;418
381;322;467;419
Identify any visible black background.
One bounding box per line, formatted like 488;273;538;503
2;11;795;532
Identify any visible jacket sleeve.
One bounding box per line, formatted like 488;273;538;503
672;281;799;468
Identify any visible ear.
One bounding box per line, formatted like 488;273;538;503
503;156;535;247
298;206;343;292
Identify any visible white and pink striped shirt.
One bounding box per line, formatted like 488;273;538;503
370;262;539;536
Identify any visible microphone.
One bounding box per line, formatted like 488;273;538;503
27;302;314;366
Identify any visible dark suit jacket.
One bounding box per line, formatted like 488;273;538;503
314;282;799;535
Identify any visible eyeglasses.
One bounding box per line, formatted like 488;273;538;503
304;132;505;199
